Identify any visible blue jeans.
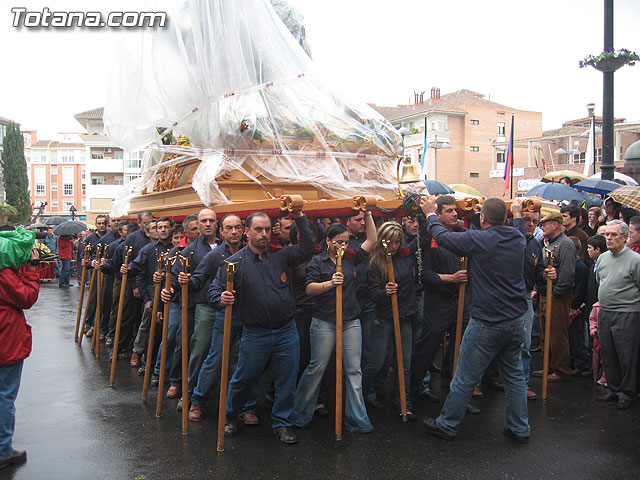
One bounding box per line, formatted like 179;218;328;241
0;361;23;459
154;302;181;376
294;318;373;433
437;316;530;438
188;304;217;393
59;259;71;286
226;321;299;430
521;296;534;385
363;318;413;411
192;311;257;413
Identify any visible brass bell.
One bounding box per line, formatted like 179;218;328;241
398;159;421;184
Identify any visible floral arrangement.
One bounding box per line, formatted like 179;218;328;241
579;48;639;68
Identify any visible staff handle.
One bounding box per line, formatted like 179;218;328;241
453;257;467;375
179;253;192;435
74;245;91;342
335;246;344;441
92;244;105;356
110;246;132;387
78;253;98;348
217;260;238;452
542;248;555;403
142;252;165;403
385;243;408;422
156;256;175;416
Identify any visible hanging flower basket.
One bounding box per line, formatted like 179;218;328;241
580;48;639;72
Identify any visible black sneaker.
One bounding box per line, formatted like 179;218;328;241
422;417;455;441
273;427;298;444
503;427;529;443
151;374;159;386
0;449;27;469
224;417;239;437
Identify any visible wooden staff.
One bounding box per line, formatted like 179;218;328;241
110;246;133;387
78;248;98;348
217;259;239;452
335;244;345;441
142;251;166;403
93;244;108;357
542;246;555;403
156;255;176;416
452;257;467;375
178;253;193;435
383;240;408;422
74;245;91;342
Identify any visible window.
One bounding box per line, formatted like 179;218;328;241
64;184;73;196
51;183;58;191
124;173;141;183
115;175;124;186
91;152;104;160
81;199;87;211
596;148;602;163
34;166;46;195
470;120;479;125
60;150;75;163
470;146;479;152
497;152;505;163
430;121;436;131
438;120;447;131
81;183;86;191
470;172;479;178
124;158;142;169
52;200;59;208
63;200;74;211
91;176;104;185
81;168;86;179
33;150;48;163
62;167;73;195
497;123;505;137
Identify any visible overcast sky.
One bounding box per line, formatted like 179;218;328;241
1;0;638;140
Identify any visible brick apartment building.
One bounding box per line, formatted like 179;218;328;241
27;134;87;219
371;88;542;198
74;107;143;223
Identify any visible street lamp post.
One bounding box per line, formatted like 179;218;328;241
553;147;582;166
428;134;451;181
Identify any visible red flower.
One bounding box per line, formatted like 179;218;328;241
315;244;323;254
398;247;410;258
343;248;355;259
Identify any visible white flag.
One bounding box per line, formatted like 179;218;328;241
583;116;595;177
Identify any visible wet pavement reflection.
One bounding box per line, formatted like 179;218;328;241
5;282;640;479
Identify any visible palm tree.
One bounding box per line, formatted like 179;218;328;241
0;203;18;225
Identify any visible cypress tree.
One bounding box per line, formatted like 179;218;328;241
1;122;31;223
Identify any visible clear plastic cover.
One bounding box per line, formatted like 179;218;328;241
105;0;404;214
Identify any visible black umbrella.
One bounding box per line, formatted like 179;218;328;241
423;180;455;195
53;220;87;236
43;216;67;225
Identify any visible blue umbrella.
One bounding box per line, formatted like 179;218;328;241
573;178;622;196
423;180;455;195
525;183;585;202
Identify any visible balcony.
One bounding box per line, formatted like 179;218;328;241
404;130;451;148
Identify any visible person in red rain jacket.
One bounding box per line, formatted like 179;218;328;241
0;242;40;470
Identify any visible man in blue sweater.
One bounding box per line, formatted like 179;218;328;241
420;196;530;443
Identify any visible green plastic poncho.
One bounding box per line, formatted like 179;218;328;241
0;227;35;270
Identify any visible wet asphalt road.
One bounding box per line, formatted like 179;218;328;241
4;281;640;480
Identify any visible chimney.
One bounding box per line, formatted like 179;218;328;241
429;87;441;105
587;103;595;118
419;91;424;104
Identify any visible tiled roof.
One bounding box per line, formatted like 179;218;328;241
541;126;588;138
31;140;86;148
369;89;518;122
73;107;104;119
0;115;19;124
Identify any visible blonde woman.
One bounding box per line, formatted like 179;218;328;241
364;221;417;421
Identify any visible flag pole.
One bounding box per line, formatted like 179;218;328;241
510;114;514;199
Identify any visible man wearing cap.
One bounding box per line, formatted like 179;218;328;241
533;212;576;383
